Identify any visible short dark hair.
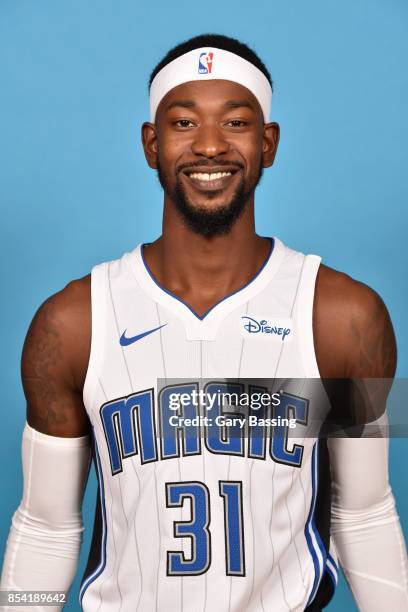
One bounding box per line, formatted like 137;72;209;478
148;33;273;91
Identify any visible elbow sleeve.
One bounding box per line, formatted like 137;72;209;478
328;428;408;611
1;422;91;595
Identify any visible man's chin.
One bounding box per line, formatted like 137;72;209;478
171;194;248;237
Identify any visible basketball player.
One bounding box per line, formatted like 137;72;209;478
1;34;407;612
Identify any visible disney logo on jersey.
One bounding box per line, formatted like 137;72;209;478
198;51;214;74
241;316;292;342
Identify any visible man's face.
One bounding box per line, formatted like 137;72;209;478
143;79;279;236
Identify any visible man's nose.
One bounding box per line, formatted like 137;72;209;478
191;124;230;158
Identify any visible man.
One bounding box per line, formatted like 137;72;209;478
1;33;407;611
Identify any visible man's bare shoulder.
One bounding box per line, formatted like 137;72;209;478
314;264;396;378
22;275;91;436
315;263;384;320
25;275;91;356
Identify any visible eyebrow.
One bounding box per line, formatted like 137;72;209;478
224;99;255;110
165;100;196;112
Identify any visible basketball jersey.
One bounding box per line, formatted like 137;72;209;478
79;237;339;612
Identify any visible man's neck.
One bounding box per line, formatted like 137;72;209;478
143;201;272;317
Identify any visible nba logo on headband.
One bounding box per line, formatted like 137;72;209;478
150;47;272;122
198;51;214;74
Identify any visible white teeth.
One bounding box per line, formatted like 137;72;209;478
189;171;232;181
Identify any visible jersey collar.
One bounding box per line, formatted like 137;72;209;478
128;237;285;341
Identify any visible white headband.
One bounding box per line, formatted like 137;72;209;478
149;47;272;122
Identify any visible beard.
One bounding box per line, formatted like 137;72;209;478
157;159;264;237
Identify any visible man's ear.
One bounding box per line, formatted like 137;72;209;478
262;122;280;167
141;122;158;169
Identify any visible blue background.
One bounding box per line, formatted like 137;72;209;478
1;0;407;609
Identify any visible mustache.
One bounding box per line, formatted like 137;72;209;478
176;160;244;173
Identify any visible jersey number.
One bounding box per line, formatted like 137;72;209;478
165;481;245;576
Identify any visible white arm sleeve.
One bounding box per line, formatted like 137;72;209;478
0;422;91;611
328;416;408;611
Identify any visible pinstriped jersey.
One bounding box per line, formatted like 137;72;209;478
79;237;339;611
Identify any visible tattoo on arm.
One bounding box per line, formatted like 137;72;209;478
22;295;87;434
349;297;397;378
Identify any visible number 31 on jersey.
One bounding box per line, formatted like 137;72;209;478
166;481;245;577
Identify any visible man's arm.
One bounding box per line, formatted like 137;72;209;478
314;265;408;610
314;264;396;380
0;277;92;606
22;277;92;437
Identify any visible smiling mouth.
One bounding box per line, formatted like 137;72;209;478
182;168;239;191
188;171;232;181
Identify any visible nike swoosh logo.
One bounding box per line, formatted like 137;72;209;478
119;324;167;346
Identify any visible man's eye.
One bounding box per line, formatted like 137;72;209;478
226;119;247;128
175;119;194;128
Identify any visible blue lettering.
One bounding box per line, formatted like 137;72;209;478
100;389;157;474
159;383;201;459
242;317;291;341
205;382;244;456
270;393;308;467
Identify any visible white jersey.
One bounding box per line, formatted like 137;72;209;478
79;237;339;612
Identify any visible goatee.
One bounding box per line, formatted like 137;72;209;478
157;161;264;237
